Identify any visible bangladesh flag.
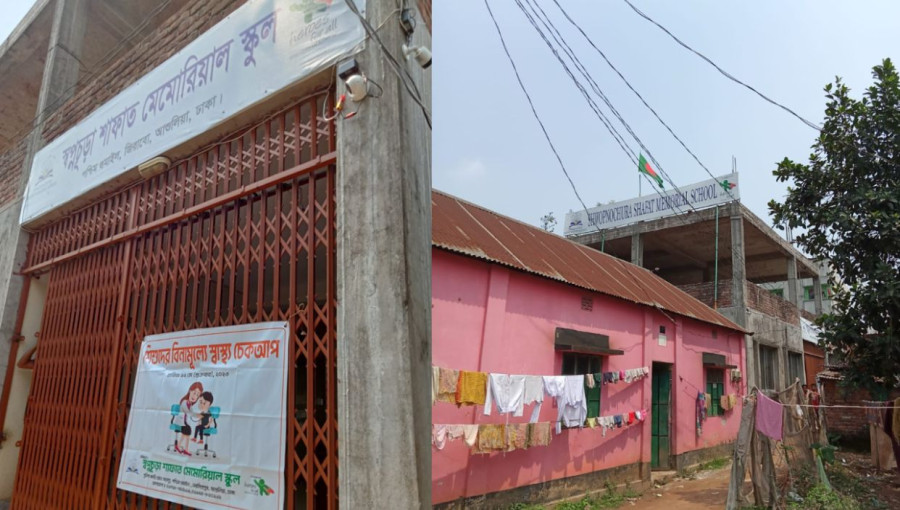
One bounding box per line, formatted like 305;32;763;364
638;154;663;189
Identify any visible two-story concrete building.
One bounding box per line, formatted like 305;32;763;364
565;176;825;393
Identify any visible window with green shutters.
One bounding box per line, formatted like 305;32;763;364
562;353;602;419
706;368;725;417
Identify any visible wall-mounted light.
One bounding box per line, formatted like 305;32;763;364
138;156;171;180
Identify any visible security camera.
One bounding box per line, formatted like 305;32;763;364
402;44;432;69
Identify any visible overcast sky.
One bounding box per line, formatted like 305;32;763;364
433;1;900;233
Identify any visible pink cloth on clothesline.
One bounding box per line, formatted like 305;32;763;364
755;392;783;441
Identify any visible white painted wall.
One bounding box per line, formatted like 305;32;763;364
0;276;45;498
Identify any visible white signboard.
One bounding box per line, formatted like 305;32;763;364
116;322;290;510
564;173;740;236
21;0;366;225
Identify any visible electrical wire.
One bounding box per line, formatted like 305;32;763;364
550;0;737;203
512;0;700;238
621;0;821;131
483;0;596;232
519;0;699;217
345;0;432;129
487;0;696;319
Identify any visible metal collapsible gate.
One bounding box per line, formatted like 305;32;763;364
12;90;339;509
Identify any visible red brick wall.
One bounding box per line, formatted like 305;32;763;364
0;136;28;209
820;377;900;442
677;279;733;309
41;0;244;143
745;281;800;326
0;0;244;210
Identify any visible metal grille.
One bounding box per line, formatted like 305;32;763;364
14;90;338;509
12;245;127;509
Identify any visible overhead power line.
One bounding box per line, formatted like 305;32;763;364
482;0;595;224
484;0;695;247
485;0;676;313
550;0;737;203
621;0;821;131
516;0;699;217
345;0;432;129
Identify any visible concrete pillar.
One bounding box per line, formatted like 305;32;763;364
786;257;800;308
630;232;643;267
335;0;431;507
0;0;88;441
812;275;824;316
729;205;753;388
41;0;88;110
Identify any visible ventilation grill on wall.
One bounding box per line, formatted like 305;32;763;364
581;296;593;311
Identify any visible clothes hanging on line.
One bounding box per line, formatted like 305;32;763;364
435;367;459;404
696;392;707;437
456;370;487;406
544;375;588;434
483;373;526;417
522;375;545;423
473;424;507;454
755;392;784;441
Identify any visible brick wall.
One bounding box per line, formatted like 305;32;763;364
0;0;244;210
745;281;800;326
820;377;900;443
0;136;28;209
677;279;733;309
41;0;244;144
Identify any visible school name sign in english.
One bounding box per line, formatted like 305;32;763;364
563;173;740;236
21;0;366;225
116;322;290;510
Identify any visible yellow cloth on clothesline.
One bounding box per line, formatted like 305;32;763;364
456;370;488;405
474;424;506;453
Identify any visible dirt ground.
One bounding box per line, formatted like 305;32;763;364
627;466;736;510
832;450;900;509
622;450;900;510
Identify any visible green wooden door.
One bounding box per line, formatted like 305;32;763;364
651;364;671;469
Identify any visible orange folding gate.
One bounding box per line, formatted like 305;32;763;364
12;90;338;509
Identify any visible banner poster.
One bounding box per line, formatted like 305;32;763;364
21;0;366;225
116;322;290;510
563;173;740;236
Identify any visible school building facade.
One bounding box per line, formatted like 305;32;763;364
0;0;431;508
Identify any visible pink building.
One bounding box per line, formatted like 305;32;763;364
432;190;748;508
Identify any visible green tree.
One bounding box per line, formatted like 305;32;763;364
769;59;900;392
540;212;557;232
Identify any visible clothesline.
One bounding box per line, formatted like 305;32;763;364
748;395;899;410
432;365;650;380
798;403;899;410
433;408;649;453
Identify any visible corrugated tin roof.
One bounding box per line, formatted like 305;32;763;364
432;190;748;334
817;370;843;381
